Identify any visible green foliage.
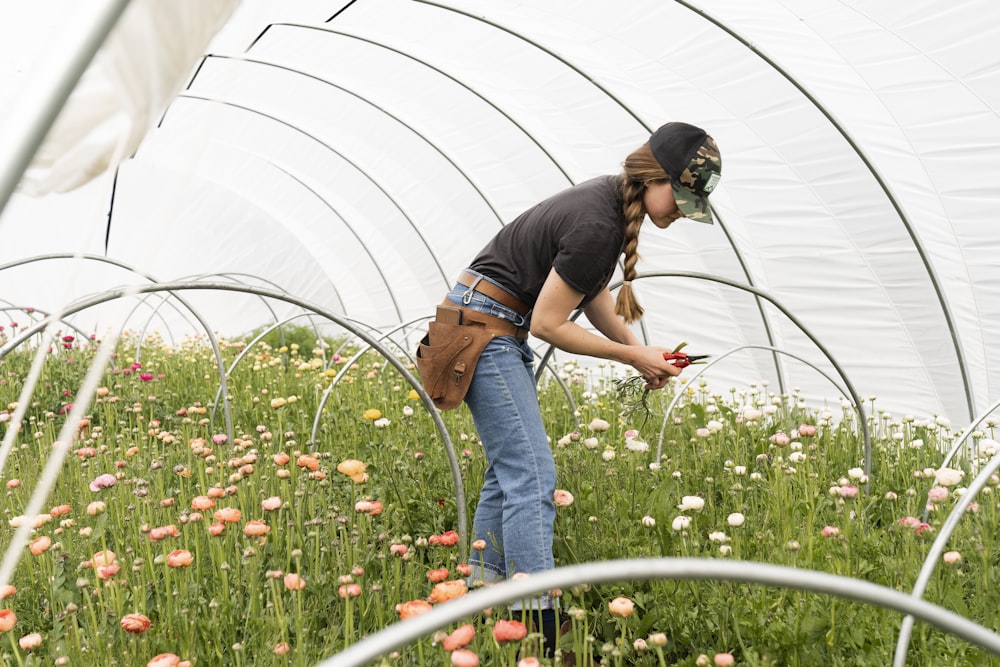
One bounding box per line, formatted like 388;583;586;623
0;334;997;666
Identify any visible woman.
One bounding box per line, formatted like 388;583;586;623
447;121;721;653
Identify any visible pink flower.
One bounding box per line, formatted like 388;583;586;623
243;520;270;537
451;649;480;667
120;613;152;634
492;619;528;643
943;550;962;565
714;653;735;667
338;583;362;598
443;624;475;651
798;424;817;437
284;573;306;591
769;432;790;447
898;516;920;528
927;486;949;503
261;496;282;511
609;596;635;618
89;473;117;492
821;525;840;538
0;609;15;632
273;642;291;655
191;496;215;511
211;433;228;445
389;543;408;557
147;654;181;667
553;490;575;507
29;536;52;556
18;632;42;650
838;485;859;499
139;373;154;382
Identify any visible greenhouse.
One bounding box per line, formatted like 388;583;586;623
1;1;999;665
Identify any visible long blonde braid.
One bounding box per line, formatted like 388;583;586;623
614;143;669;323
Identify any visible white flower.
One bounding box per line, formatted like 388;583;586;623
402;405;414;417
677;496;705;512
625;435;649;452
706;420;724;433
749;472;763;482
588;418;611;432
708;531;729;543
979;439;999;457
741;407;761;421
848;467;866;480
641;515;656;528
373;417;391;428
601;449;616;462
718;544;732;555
727;512;745;527
671;516;691;531
934;467;964;487
583;437;600;449
788;452;806;463
732;466;747;476
648;462;661;471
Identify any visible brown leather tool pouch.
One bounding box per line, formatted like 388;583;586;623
415;304;526;410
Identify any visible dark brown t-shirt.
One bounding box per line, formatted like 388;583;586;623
468;175;626;310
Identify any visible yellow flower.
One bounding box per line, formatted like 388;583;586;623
337;459;368;482
363;408;382;420
407;389;420;400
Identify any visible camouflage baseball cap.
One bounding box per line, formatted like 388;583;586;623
649;122;722;224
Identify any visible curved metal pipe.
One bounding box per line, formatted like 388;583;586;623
317;557;1000;667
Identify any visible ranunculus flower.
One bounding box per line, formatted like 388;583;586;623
396;599;433;620
147;654;181;667
714;653;735;667
50;504;71;517
284;573;307;591
18;632;41;650
427;568;450;583
648;632;667;646
609;596;635;618
727;512;745;527
243;520;270;537
29;535;52;556
927;486;949;503
338;583;362;598
91;549;116;567
166;549;193;568
363;408;382;420
88;473;117;492
96;562;121;580
678;495;705;512
798;424;817;436
451;649;480;667
429;579;468;603
120;613;152;634
336;459;367;484
191;496;215;511
430;530;460;547
297;455;320;471
261;496;282;511
213;507;242;523
588;418;610;432
493;619;528;643
671;516;691;531
821;525;840;537
934;467;964;487
0;585;15;600
943;550;962;565
273;642;291;655
553;490;574;507
149;525;180;541
0;609;16;632
272;452;290;466
443;623;475;651
86;501;106;516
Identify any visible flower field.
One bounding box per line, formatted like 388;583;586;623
1;328;999;666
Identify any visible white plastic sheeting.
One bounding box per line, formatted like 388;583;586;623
1;0;998;426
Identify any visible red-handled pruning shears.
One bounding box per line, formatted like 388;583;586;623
664;351;711;369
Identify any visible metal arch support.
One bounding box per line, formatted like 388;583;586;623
655;344;857;463
0;307;103;359
9;281;470;561
934;397;1000;486
893;450;1000;667
672;0;974;422
316;557;1000;667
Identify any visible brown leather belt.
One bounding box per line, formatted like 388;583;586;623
457;271;531;317
451;304;529;339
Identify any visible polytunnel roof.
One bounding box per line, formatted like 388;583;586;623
1;0;999;427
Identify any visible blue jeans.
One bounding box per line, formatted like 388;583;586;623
446;276;556;611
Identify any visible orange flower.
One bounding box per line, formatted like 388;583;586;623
0;585;15;600
492;619;528;643
430;530;460;547
336;459;368;483
456;563;472;577
261;496;282;511
396;599;433;620
191;496;215;511
243;520;270;537
450;648;480;667
28;535;52;556
442;624;475;651
91;549;116;567
0;609;16;632
471;539;487;551
213;507;242;523
272;452;290;466
147;654;181;667
338;583;362;598
149;525;180;541
207;486;226;499
608;596;635;618
283;573;306;591
273;642;291;655
297;455;320;471
166;549;193;568
429;579;468;604
427;568;450;583
120;613;152;634
50;504;71;517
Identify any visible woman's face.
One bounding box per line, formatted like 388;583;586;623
643;180;683;229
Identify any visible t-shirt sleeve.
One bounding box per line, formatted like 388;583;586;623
552;221;621;296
